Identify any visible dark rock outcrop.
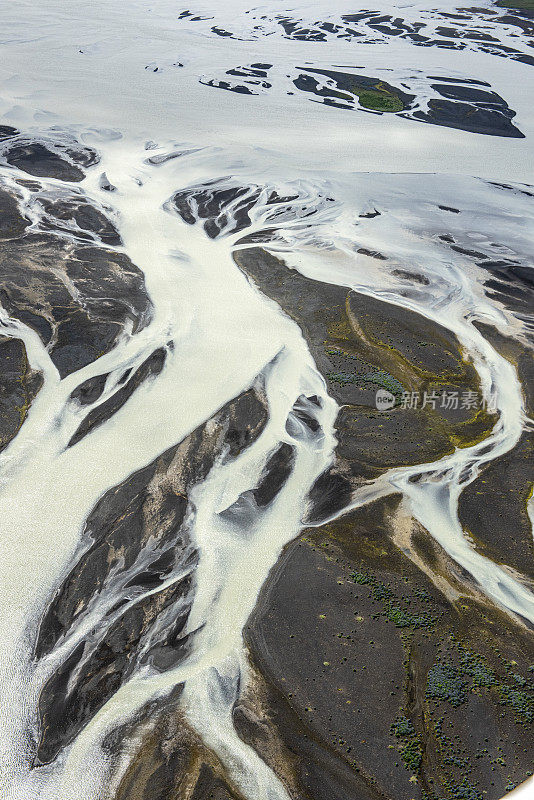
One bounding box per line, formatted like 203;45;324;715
0;336;43;451
38;195;121;245
0;229;151;377
68;347;167;446
0;131;99;182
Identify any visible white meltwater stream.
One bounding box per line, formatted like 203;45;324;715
0;1;532;799
0;144;341;799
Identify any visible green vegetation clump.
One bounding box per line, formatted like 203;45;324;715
361;370;404;395
445;755;470;768
328;371;364;386
413;588;433;602
420;644;532;797
351;572;435;629
391;715;415;737
427;645;534;725
426;663;468;707
391;715;422;773
326;368;404;396
444;777;483;800
459;650;496;688
375;584;395;602
401;738;423;772
351;571;375;586
342;75;406;113
351;571;392;601
357;90;404;113
325;347;404;396
498;686;534;722
395;595;430;626
386;605;433;628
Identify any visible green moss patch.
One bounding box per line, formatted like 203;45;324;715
357;89;405;113
427;663;469;707
351;571;438;634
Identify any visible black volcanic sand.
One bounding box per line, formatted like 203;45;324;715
35;386;268;765
1;135;531;800
496;0;534;10
459;433;534;581
0;131;148;396
293;69;523;137
292;69;413;113
231;249;534;800
242;497;534;800
113;701;246;800
436;218;534;330
0;182;150;379
0;127;99;182
0;165;151;455
38;195;122;245
234;248;498;520
184;7;534;66
232;250;533;583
